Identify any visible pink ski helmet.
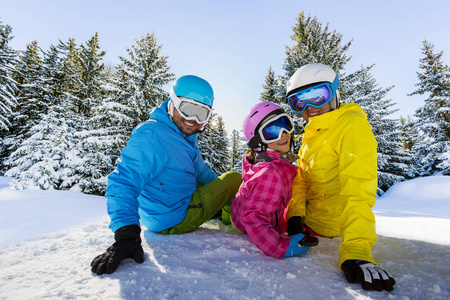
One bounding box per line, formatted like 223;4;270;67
243;102;289;150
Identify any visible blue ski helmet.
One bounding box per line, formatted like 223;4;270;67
171;75;214;107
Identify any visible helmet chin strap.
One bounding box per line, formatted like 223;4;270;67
197;123;207;133
253;144;266;152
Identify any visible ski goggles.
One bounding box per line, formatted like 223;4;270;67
258;113;294;144
287;79;339;113
170;87;212;124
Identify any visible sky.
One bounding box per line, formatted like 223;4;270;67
1;175;449;299
2;0;450;134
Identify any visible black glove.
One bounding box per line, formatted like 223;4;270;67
91;225;145;275
287;216;305;236
341;260;395;292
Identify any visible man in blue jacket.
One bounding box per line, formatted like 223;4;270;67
91;75;242;275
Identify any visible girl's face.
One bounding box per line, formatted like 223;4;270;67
300;102;331;122
268;131;291;153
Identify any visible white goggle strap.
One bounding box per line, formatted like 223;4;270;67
170;87;182;109
167;100;174;120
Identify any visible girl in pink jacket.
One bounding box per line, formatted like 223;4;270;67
231;102;318;258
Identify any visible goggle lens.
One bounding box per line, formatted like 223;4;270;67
288;84;333;113
178;100;211;123
260;115;293;143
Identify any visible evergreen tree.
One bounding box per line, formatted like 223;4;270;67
409;39;450;176
54;38;82;108
198;114;230;175
259;66;284;106
399;115;419;154
74;32;106;116
5;38;84;189
282;12;352;83
38;39;81;119
0;20;19;170
198;114;214;171
228;129;246;172
5;103;81;190
211;116;230;174
81;94;135;192
10;41;48;141
73;33;112;195
41;44;62;104
49;38;84;188
112;32;174;128
87;84;135;165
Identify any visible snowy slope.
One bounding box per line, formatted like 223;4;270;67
0;176;449;299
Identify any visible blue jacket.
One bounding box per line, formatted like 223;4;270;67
106;100;217;232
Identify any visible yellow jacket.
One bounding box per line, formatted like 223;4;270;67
287;103;378;268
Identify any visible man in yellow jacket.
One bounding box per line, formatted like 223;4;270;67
286;63;395;292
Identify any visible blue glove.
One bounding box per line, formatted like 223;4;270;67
283;233;311;258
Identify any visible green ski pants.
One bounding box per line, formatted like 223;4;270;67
158;171;242;234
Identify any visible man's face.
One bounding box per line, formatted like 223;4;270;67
299;102;331;122
172;108;204;135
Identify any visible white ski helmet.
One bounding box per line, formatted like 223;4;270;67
286;63;341;111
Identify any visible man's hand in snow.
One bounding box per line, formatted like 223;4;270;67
341;260;395;292
91;225;144;275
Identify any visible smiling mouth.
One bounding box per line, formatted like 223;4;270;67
184;120;197;127
278;139;288;145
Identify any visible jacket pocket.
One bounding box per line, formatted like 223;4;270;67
188;204;203;209
275;209;279;227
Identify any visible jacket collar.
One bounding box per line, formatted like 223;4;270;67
305;103;367;132
255;151;283;163
242;150;297;181
255;151;298;164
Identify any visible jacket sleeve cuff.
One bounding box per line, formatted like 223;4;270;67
114;224;142;243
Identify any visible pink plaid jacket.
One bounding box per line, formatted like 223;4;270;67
231;151;298;258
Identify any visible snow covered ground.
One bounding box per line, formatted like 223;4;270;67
0;175;449;300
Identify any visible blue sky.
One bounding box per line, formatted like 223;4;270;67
2;0;449;134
